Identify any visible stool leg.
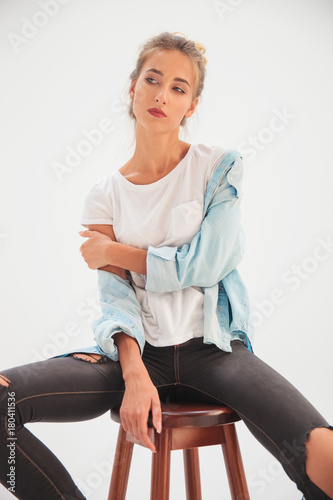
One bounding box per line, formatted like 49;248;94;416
221;423;250;500
150;428;171;500
183;448;202;500
108;425;134;500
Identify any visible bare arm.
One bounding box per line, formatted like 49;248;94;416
113;332;162;452
85;224;127;279
84;225;162;449
79;226;147;275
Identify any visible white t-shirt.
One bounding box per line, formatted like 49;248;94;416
81;143;227;347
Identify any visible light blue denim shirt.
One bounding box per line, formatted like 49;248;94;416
53;150;254;361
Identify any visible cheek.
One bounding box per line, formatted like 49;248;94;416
133;84;150;105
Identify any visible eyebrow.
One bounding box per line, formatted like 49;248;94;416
145;68;191;87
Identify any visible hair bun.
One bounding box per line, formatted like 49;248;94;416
172;31;188;39
172;32;207;65
194;41;207;65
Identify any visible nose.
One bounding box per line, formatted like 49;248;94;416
155;86;167;104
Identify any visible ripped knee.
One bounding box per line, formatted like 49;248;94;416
305;426;333;457
72;353;103;363
0;374;10;387
305;426;333;497
305;426;333;474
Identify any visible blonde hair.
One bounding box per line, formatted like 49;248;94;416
128;31;207;127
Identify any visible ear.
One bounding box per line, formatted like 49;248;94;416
184;96;199;118
129;80;137;100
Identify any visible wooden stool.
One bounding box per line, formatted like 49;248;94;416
108;402;250;500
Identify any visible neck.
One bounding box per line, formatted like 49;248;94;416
130;125;189;176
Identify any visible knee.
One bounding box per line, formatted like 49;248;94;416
0;374;10;387
305;427;333;477
304;427;333;498
0;374;12;417
305;427;333;457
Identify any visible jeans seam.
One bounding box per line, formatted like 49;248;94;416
4;389;124;499
5;413;68;500
155;383;178;388
14;390;124;407
179;382;312;498
173;347;180;384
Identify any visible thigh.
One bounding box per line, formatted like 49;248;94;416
180;340;328;431
178;339;330;485
0;354;126;425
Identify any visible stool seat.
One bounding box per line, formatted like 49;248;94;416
108;402;250;500
111;402;241;428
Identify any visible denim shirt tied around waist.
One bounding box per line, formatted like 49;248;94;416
55;150;255;361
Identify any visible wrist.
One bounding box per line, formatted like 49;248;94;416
122;364;150;384
113;332;149;382
103;240;117;266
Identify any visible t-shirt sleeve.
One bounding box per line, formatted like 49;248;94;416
205;147;227;187
80;179;113;227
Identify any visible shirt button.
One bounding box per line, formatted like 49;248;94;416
131;325;135;329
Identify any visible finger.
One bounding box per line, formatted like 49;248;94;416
152;398;162;434
137;410;156;453
121;414;133;438
78;230;93;237
126;415;137;440
119;406;131;435
139;421;156;453
120;415;128;433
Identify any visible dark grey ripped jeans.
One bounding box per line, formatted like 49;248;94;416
1;338;332;500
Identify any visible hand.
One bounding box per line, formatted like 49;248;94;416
79;229;113;269
120;373;162;453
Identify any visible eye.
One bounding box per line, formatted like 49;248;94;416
145;77;185;94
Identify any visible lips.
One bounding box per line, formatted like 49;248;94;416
148;107;166;117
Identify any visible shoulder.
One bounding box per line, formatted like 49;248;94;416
193;143;238;186
194;144;243;198
192;143;228;165
85;171;116;198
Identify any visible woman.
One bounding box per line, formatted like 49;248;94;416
0;31;332;500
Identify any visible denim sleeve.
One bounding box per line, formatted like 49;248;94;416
91;270;145;362
144;156;246;292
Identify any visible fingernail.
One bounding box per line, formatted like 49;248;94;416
157;422;162;434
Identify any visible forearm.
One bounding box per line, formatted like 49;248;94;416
83;224;129;279
99;264;127;280
105;242;147;275
113;331;149;382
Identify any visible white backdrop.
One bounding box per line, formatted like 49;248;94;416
1;0;332;499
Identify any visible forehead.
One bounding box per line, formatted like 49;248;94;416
142;49;194;82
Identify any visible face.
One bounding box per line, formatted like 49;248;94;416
130;49;199;132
